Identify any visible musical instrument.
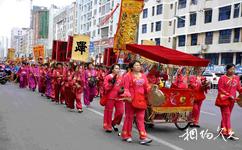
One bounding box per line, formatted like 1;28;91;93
237;94;242;107
147;84;165;106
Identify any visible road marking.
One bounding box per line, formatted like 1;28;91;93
201;111;216;116
87;107;184;150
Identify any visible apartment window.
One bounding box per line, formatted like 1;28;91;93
142;24;147;34
178;35;186;46
234;28;240;42
191;34;198;45
221;53;233;65
178;0;186;9
190;13;196;26
143;8;148;18
233;3;240;18
155;21;161;31
236;53;242;65
205;32;213;45
204;9;212;23
157;4;163;15
155;38;160;45
219;5;231;21
191;0;197;5
219;29;232;44
151;23;154;32
152;6;155;16
177;16;185;28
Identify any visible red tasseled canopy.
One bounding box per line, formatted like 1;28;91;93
126;44;209;67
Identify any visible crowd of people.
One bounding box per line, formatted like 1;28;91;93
1;60;240;144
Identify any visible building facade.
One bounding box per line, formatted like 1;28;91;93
0;36;9;59
139;0;242;65
53;2;77;41
77;0;121;59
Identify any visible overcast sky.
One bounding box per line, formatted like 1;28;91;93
0;0;73;38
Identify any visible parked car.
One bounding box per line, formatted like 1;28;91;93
203;72;224;89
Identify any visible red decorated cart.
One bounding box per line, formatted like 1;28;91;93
126;44;210;130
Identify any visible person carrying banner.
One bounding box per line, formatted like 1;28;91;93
84;63;97;107
120;60;152;145
103;64;124;132
215;64;241;140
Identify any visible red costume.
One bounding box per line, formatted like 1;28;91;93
103;74;124;131
53;68;63;103
189;75;208;126
215;75;241;136
121;72;150;140
70;69;84;111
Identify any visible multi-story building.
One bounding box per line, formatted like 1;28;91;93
32;6;49;57
10;28;29;57
47;5;59;56
139;0;242;65
77;0;121;58
0;36;9;59
53;2;77;41
139;0;174;48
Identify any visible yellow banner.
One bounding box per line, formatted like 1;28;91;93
71;35;90;62
7;48;15;60
33;45;44;62
113;0;144;52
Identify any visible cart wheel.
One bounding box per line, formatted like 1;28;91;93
174;122;191;131
145;123;154;129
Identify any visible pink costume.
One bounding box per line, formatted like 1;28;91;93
84;69;97;106
189;75;208;125
38;67;46;94
121;72;150;140
103;74;124;131
18;66;28;88
215;75;242;136
28;66;37;91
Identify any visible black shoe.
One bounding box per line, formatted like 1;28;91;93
105;130;112;133
112;125;119;132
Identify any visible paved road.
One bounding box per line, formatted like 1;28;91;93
0;83;242;150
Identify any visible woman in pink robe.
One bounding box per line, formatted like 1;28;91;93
84;63;97;107
18;63;28;88
215;64;241;140
28;64;37;91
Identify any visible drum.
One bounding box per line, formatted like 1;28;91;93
147;84;165;106
237;94;242;107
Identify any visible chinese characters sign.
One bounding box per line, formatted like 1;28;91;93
71;35;90;62
33;45;44;62
7;48;15;60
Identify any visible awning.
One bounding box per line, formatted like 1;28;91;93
126;44;209;67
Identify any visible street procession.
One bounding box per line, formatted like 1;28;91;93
0;0;242;150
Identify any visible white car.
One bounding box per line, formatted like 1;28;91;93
202;72;224;89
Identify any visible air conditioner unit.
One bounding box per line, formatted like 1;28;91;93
201;44;208;50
